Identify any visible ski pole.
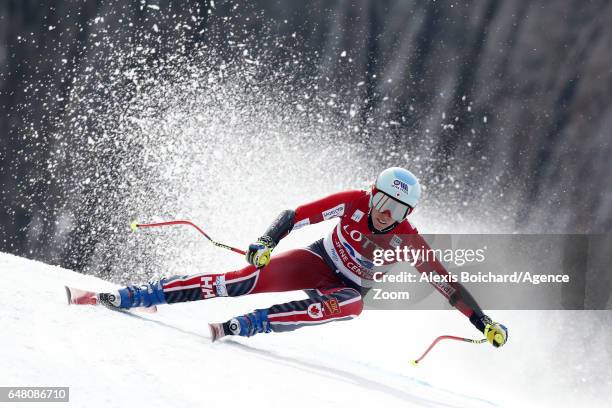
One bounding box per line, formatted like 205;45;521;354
410;335;486;366
130;220;246;255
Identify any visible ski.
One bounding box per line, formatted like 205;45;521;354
64;286;158;313
208;323;228;342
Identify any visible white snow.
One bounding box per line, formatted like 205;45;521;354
0;250;610;407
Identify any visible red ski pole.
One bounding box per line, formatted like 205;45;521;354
410;335;486;366
130;220;246;256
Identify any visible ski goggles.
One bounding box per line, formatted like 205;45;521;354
370;190;413;222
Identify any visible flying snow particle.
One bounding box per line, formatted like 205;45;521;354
340;51;347;58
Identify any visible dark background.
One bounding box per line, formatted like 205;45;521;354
2;0;612;272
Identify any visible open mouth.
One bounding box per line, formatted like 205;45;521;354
377;216;389;225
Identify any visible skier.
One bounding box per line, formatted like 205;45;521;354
98;167;508;346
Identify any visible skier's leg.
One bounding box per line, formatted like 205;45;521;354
213;286;363;339
163;247;342;301
104;248;342;309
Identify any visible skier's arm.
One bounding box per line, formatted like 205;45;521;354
411;234;508;347
264;190;365;244
262;209;296;245
293;190;365;228
246;190;364;268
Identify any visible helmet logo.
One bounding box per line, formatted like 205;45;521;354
392;179;411;194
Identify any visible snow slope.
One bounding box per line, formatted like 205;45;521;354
1;252;610;408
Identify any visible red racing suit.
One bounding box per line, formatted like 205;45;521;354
158;190;489;334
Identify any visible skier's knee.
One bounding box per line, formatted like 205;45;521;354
331;287;363;317
351;295;364;317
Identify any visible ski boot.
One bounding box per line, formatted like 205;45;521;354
98;281;166;311
209;309;271;342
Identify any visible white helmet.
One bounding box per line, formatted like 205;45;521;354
369;167;421;221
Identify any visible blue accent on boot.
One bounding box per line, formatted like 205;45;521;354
234;309;271;337
117;287;133;308
118;281;167;308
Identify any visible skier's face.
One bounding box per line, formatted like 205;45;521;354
371;207;394;230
